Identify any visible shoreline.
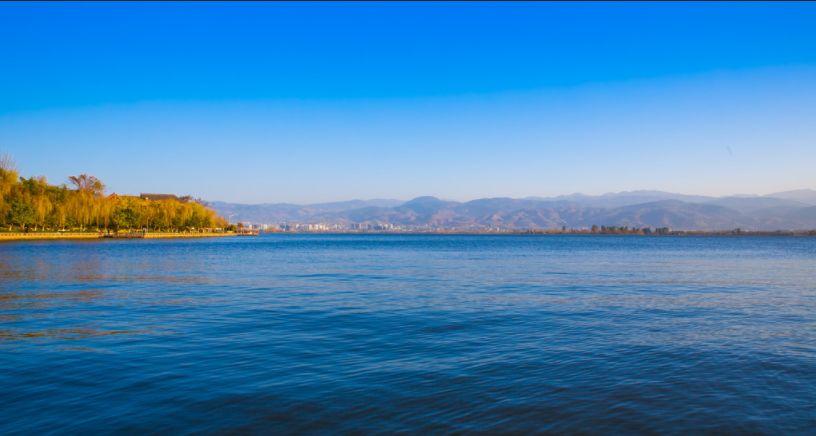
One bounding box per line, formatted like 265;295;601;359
0;232;235;242
2;230;815;242
268;230;816;237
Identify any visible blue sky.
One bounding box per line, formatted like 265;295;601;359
1;2;815;203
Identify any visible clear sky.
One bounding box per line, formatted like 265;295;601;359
1;2;815;204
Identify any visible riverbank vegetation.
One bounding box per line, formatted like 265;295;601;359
0;156;228;232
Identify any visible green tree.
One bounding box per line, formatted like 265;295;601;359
7;198;35;230
111;204;137;230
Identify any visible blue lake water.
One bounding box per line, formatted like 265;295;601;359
1;234;814;433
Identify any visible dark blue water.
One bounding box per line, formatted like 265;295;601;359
1;235;814;433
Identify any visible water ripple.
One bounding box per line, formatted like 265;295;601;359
0;235;814;433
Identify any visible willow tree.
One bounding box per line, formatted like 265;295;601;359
0;155;227;232
66;174;107;230
0;154;19;223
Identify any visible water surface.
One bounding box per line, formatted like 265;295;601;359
1;235;814;433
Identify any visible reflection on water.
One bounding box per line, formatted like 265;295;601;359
0;235;815;433
0;289;103;302
0;328;134;341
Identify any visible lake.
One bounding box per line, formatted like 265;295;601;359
1;234;814;433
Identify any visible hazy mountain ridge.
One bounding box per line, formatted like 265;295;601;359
767;189;816;205
211;190;816;230
209;199;403;223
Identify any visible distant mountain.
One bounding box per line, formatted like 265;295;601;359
782;206;816;227
768;189;816;206
210;190;816;231
542;190;715;208
704;196;807;214
209;199;403;224
597;200;748;231
301;199;405;211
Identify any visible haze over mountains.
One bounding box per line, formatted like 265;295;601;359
210;189;816;231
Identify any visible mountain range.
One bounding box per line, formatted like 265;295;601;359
209;189;816;231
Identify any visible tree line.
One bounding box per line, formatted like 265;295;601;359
589;225;672;235
0;156;228;232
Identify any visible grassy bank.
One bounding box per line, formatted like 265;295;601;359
0;231;235;242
